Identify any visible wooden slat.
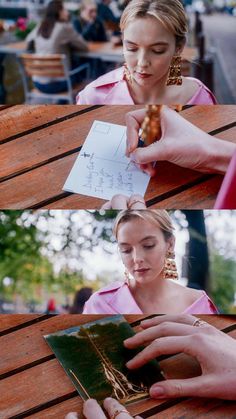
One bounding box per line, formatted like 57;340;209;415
0;314;146;376
0;105;140;180
150;399;236;419
0;105;90;142
0;314;43;333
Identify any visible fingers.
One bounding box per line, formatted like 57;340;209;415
140;314;200;329
65;413;79;419
103;397;134;418
126;336;192;370
124;322;203;348
83;399;106;419
126;109;146;156
130;140;166;165
100;201;112;209
149;376;211;399
101;194;130;209
139;163;157;177
128;194;146;209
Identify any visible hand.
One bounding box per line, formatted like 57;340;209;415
126;106;236;176
124;314;236;400
65;397;143;419
101;194;146;209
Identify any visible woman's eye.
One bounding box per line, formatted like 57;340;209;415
152;50;166;54
120;248;132;254
143;244;155;249
126;48;137;52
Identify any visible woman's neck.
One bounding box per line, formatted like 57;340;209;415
128;74;168;104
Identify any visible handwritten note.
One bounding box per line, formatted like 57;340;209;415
63;120;150;200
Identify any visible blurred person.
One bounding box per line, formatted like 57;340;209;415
77;0;217;105
97;0;120;25
83;210;218;314
66;314;236;418
26;0;88;94
73;0;107;42
101;106;236;209
70;287;93;313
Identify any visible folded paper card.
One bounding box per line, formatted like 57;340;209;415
45;315;164;404
63;121;150;200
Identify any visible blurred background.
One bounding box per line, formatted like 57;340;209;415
0;0;236;104
0;209;236;314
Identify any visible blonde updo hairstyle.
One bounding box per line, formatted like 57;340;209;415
120;0;188;48
113;210;175;242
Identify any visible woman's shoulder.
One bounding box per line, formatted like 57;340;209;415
183;77;217;105
82;281;125;314
184;288;219;314
76;67;133;104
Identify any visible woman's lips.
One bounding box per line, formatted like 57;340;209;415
135;72;152;79
134;268;150;273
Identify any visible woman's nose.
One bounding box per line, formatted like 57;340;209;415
137;50;150;68
132;248;144;263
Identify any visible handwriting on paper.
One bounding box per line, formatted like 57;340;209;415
63;120;150;200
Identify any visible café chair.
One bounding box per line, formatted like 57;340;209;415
18;53;90;104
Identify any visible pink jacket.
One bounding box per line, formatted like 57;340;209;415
76;66;217;105
83;281;219;314
215;151;236;209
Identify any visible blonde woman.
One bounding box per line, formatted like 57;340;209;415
76;0;216;105
83;210;218;314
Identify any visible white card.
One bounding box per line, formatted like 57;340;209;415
63;120;150;200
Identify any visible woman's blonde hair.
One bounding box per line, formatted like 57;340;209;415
120;0;188;47
113;210;175;241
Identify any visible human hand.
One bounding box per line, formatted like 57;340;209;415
65;397;143;419
126;106;236;176
101;194;146;209
124;314;236;400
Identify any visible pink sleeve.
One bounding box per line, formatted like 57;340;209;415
214;151;236;209
82;293;117;314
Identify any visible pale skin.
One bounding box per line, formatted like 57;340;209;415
101;106;236;208
116;217;201;313
66;315;236;418
122;16;199;105
126;106;236;176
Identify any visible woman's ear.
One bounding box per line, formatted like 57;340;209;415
175;39;186;55
167;236;175;253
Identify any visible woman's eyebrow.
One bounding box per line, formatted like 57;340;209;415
124;40;169;46
119;236;156;246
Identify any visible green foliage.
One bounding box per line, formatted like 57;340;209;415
210;252;236;313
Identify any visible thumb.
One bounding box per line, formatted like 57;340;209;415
149;376;211;399
130;141;167;165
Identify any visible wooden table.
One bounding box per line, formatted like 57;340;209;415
1;314;236;419
0;105;236;209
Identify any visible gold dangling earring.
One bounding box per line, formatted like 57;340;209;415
124;269;131;285
163;250;178;280
124;62;133;85
166;55;182;86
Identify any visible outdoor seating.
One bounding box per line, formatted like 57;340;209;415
18;53;90;104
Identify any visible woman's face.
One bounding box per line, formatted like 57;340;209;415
59;7;70;21
123;16;182;87
117;218;173;286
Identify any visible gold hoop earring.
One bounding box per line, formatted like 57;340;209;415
163;250;178;280
166;55;182;86
124;62;133;84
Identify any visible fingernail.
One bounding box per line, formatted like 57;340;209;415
126;360;132;367
150;386;165;398
130;152;137;162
